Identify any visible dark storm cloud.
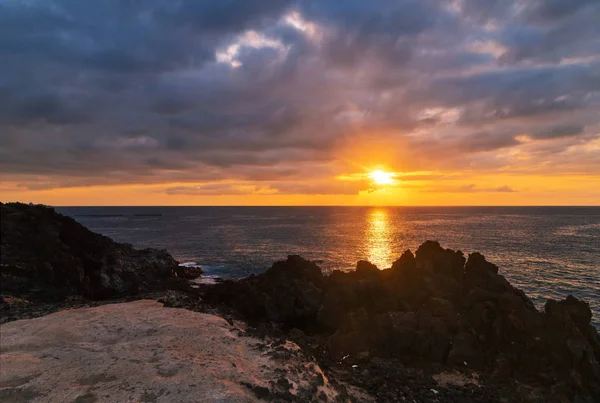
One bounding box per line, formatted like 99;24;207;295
169;0;295;33
523;0;598;23
298;0;437;67
532;124;585;140
0;92;91;125
0;0;599;192
427;64;599;108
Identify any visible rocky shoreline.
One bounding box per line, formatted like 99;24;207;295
1;203;599;402
177;249;600;402
1;202;201;322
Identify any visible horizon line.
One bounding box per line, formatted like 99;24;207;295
48;204;600;208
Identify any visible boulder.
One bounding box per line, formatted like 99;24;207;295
463;252;505;292
391;249;416;275
173;265;203;280
546;295;594;331
206;255;325;328
355;260;379;277
415;241;466;281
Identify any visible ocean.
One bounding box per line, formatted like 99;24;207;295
56;206;600;328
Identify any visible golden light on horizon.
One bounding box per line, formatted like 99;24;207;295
369;170;396;185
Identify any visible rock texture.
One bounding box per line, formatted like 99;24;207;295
1;202;191;304
0;300;342;403
205;241;600;402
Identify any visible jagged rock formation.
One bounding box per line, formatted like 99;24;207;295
0;202;197;304
205;241;600;401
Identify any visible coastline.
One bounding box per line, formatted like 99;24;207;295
2;203;600;402
58;205;600;330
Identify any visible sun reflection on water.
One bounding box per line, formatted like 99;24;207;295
366;208;393;269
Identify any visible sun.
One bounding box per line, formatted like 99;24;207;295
369;170;396;185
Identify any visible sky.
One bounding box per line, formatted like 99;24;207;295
0;0;599;206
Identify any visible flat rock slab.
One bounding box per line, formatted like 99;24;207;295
0;300;338;402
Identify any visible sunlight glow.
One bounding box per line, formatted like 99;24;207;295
284;11;319;39
216;31;288;68
366;209;392;269
369;170;396;185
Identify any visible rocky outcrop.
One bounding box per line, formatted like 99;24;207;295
205;241;600;401
0;300;343;403
205;255;325;328
1;202;188;304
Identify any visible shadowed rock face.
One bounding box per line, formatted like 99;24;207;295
1;202;192;303
206;240;600;401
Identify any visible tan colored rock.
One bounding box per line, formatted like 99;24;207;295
0;300;339;402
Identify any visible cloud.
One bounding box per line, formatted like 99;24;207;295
531;124;586;140
426;184;517;193
524;0;597;22
460;131;521;153
495;185;517;193
165;183;277;196
0;0;598;192
165;179;369;196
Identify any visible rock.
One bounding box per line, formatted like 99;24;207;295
427;297;458;328
463;252;504;292
317;281;358;330
391;249;416;275
205;255;325;328
173;265;203;280
416;312;451;361
447;332;479;367
371;311;419;357
356;260;379;276
203;241;600;401
1;202;184;304
546;295;593;330
267;255;325;287
423;274;463;302
544;295;600;396
0;301;342;402
326;309;372;359
415;241;466;281
317;270;393;330
465;252;498;276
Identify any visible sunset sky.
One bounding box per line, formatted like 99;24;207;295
1;0;599;206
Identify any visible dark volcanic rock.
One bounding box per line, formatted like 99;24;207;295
206;240;600;401
205;255;325;328
1;202;184;303
173;265;203;280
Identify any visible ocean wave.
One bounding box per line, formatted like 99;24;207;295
179;262;203;268
179;262;225;278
